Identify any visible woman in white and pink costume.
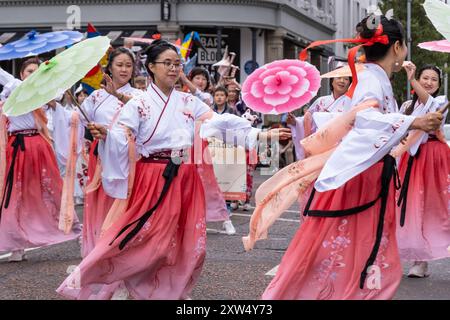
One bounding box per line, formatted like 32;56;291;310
0;58;81;262
393;63;449;278
244;16;444;300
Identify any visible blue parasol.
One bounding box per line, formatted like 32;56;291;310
0;30;84;61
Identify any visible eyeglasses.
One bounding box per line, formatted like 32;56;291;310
153;61;183;70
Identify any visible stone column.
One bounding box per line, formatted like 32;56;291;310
265;28;286;63
264;28;287;125
157;23;181;42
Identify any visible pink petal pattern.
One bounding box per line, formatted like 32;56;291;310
242;59;321;114
418;40;450;53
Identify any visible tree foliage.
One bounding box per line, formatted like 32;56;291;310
379;0;450;104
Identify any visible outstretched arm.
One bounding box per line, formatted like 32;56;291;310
403;62;430;106
197;109;291;149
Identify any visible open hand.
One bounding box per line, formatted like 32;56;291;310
101;73;118;97
178;71;188;83
259;127;292;142
411;112;443;132
403;61;417;81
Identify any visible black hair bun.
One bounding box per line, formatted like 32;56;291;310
149;39;166;48
143;39;177;56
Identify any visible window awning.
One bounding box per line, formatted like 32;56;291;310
0;27;158;46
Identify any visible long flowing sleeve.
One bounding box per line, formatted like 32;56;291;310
312;112;340;129
408;95;448;156
0;67;21;101
97;98;140;199
52;89;104;168
315;107;415;192
315;64;416;192
0;67;16;86
194;88;213;106
307;97;322;113
191;93;260;150
199;112;261;150
77;92;97;127
51;103;84;173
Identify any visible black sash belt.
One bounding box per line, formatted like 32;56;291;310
397;148;420;227
303;155;401;290
109;158;181;250
93;140;99;157
0;133;30;219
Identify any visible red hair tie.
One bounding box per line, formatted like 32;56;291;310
299;24;389;98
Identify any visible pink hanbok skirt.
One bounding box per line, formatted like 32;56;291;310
262;159;402;300
81;140;115;257
396;139;450;261
0;133;80;252
57;159;206;300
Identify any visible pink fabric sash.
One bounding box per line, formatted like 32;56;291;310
32;108;53;146
0;105;52;205
0;103;7;200
303;110;313;138
242;99;379;251
84;139;102;194
59;112;80;234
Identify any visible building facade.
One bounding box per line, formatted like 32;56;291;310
8;1;434;126
334;0;381;59
0;0;339;87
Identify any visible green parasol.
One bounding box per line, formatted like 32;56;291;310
423;0;450;41
2;36;111;118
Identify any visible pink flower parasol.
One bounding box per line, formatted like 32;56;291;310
418;40;450;53
242;59;321;114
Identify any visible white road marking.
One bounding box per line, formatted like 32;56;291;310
206;228;229;234
0;247;41;261
231;212;301;223
265;264;279;276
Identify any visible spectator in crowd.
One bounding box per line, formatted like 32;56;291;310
212;86;236;114
133;76;148;91
225;77;246;116
179;67;213;106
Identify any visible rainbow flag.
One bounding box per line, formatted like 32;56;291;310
180;31;204;60
81;23;109;94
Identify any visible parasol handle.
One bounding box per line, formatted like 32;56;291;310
230;65;239;78
68;90;90;123
438;101;450;115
